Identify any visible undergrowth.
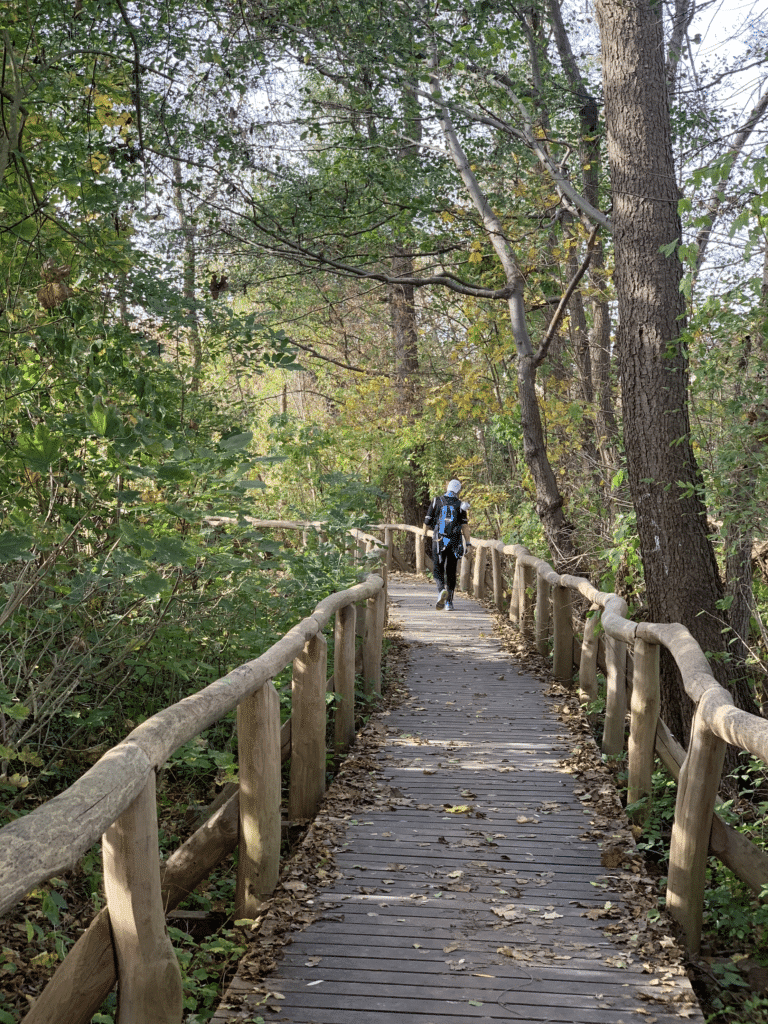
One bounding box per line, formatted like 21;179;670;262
607;751;768;1023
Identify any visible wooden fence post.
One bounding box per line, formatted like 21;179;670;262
236;681;281;918
627;638;660;819
472;545;487;600
491;545;503;610
416;528;426;574
460;545;472;593
667;694;727;952
602;619;629;757
334;603;356;754
363;585;385;695
384;528;393;571
578;605;600;707
289;633;328;821
508;557;521;626
552;584;574;684
535;573;551;658
521;563;535;641
102;773;183;1024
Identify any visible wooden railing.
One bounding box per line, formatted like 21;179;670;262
381;523;768;953
0;521;387;1024
5;515;768;1022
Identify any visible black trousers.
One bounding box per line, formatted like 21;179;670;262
433;544;459;595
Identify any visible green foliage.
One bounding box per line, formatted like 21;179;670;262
169;923;247;1022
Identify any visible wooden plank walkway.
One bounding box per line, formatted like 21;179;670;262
213;575;703;1024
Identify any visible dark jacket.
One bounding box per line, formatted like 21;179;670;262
424;493;468;558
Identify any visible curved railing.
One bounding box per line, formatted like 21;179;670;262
380;523;768;953
0;520;387;1024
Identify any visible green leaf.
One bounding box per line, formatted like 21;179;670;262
17;424;60;471
154;536;189;566
0;532;34;563
219;431;253;452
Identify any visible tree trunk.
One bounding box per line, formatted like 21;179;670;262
595;0;758;747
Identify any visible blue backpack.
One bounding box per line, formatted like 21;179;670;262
435;494;462;551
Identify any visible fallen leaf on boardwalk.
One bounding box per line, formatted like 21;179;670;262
413;943;422;948
492;905;526;922
444;804;474;814
516;816;538;824
423;768;437;775
306;979;323;986
447;870;464;879
498;947;532;960
543;911;563;920
468;1000;483;1006
473;973;495;978
460;790;477;798
304;957;322;966
282;881;308;892
443;943;461;953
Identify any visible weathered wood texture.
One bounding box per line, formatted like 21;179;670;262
102;773;183;1024
236;681;281;917
213;578;703;1024
552;584;574;683
333;603;356;754
627;638;660;815
667;698;727;952
289;634;329;822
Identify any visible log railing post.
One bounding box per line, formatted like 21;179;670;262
334;603;356;754
627;638;660;819
102;772;183;1024
602;613;629;757
459;545;472;593
552;584;574;684
667;694;727;952
521;563;535;641
509;557;521;626
288;633;328;821
416;528;426;574
578;605;600;707
535;573;551;658
363;585;385;696
236;681;281;918
472;544;487;600
491;545;503;611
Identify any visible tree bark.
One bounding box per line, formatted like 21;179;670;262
595;0;758;746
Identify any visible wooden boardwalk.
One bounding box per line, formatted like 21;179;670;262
213;576;703;1024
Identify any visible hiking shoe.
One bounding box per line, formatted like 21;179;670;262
436;588;448;609
445;601;454;611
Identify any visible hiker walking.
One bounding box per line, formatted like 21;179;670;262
424;479;471;611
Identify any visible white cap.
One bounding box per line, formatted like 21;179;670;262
460;501;470;511
446;478;462;494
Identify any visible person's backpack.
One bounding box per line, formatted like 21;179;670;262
435;494;462;549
